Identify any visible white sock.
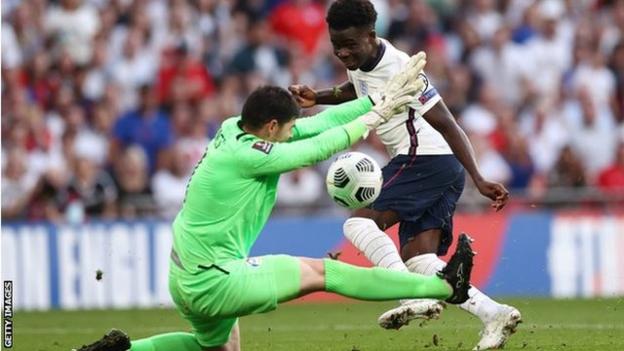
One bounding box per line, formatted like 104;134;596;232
343;217;407;271
344;217;418;305
405;254;503;323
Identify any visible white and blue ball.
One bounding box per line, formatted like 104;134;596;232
326;152;383;209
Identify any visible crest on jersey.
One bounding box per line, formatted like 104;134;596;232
252;141;274;154
358;80;369;96
418;87;439;105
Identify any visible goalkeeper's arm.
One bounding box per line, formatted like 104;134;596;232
240;119;369;177
240;82;426;176
289;96;373;141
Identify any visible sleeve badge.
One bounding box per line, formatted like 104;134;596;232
252;141;274;154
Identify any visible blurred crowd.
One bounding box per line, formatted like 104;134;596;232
2;0;624;222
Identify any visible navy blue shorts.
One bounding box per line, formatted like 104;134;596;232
370;154;465;256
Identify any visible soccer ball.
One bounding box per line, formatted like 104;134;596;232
326;152;383;209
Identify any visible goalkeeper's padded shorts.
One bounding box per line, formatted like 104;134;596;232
169;254;301;347
370;154;465;256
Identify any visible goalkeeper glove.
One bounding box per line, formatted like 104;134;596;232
360;52;428;130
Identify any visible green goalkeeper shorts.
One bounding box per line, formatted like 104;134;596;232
169;254;301;347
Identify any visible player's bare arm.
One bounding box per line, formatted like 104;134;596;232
289;81;357;107
422;100;510;211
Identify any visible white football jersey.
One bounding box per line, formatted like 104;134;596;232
347;38;453;157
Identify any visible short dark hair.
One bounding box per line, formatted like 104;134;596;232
241;86;300;130
326;0;377;31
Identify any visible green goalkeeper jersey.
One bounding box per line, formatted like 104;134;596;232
172;97;372;271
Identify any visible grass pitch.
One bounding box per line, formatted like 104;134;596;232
14;298;624;351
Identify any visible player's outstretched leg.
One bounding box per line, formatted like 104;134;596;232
375;233;475;329
73;329;131;351
344;217;445;328
322;232;474;303
378;234;474;329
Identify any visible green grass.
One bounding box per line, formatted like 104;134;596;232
14;298;624;351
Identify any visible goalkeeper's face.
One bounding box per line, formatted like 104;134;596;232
266;117;297;142
329;26;376;71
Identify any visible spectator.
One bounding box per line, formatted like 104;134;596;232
228;18;288;82
548;145;587;188
566;88;618;178
113;146;155;219
100;82;123;120
156;43;216;106
111;85;173;173
509;1;540;44
2;22;22;70
111;28;157;111
504;0;536;35
25;129;76;221
466;0;503;41
24;52;55;109
66;157;117;219
73;103;114;166
24;105;61;179
471;134;511;185
171;102;194;139
44;0;100;64
270;0;326;55
519;103;569;174
196;97;223;139
196;0;221;38
8;3;43;65
524;0;573;105
469;25;534;106
158;0;203;56
600;0;624;56
441;64;475;115
504;134;535;190
460;83;499;137
1;147;39;219
27;168;70;222
152;144;193;219
571;50;617;120
82;39;110;103
446;18;481;64
174;103;211;167
597;142;624;192
387;0;440;51
609;41;624;122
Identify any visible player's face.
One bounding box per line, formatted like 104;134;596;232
329;27;376;70
268;118;297;142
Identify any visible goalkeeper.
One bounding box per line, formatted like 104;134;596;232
74;54;475;351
